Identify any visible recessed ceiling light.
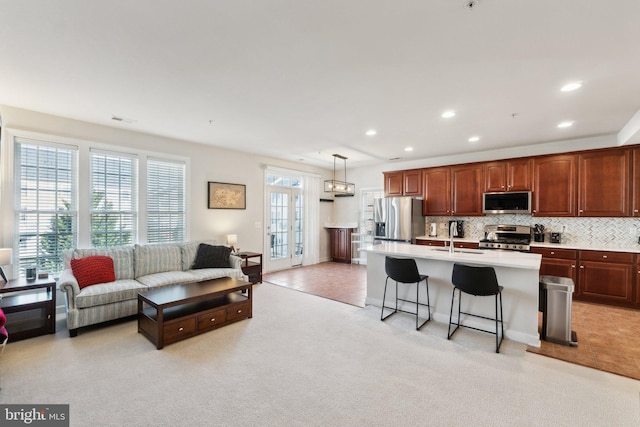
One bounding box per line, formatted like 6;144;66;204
560;81;583;92
441;110;456;119
365;129;377;136
404;147;413;152
557;121;574;128
468;136;480;143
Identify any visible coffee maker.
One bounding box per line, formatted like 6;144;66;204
448;220;464;238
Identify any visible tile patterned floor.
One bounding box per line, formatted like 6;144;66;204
263;262;367;307
264;261;640;381
527;301;640;381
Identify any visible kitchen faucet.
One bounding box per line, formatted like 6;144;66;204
449;222;456;254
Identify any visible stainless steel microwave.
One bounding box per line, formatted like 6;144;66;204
482;191;532;214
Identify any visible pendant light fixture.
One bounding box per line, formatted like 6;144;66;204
324;154;355;197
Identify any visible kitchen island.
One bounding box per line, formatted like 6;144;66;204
363;242;542;346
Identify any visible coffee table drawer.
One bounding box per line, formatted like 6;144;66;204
227;301;251;321
164;318;196;342
197;308;227;331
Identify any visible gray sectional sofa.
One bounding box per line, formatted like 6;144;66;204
59;241;247;337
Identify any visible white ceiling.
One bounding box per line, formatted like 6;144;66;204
1;1;640;168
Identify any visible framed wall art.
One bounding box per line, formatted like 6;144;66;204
208;182;246;209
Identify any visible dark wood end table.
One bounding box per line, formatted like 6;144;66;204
0;277;57;341
237;252;262;284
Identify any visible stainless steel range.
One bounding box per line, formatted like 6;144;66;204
478;224;532;252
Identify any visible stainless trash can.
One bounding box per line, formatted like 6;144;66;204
539;275;578;346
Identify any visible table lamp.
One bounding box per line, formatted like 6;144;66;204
226;235;238;254
0;248;12;283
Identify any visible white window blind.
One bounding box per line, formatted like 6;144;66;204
14;140;78;276
90;150;138;247
146;158;185;243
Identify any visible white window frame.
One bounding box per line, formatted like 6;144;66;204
146;157;186;244
90;149;139;247
0;128;190;278
11;136;79;275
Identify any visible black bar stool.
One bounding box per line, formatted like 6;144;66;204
381;256;431;330
447;263;504;353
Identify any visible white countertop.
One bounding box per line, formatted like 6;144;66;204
363;242;541;270
324;223;358;229
415;235;640;254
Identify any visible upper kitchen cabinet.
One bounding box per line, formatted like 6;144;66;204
451;164;483;216
484;159;532;192
423;164;483;216
578;148;630;217
632;148;640;217
422;167;451;215
533;154;577;216
383;171;403;196
383;169;422;197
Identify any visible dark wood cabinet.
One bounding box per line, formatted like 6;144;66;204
422;167;451;215
533;154;577;216
383;171;403;196
402;169;422;196
384;170;422;197
578;250;634;306
389;144;640;219
422;164;482;216
631;148;640;217
451;163;483;216
453;242;479;249
578;149;630;217
531;247;578;290
329;228;353;263
484;159;532;192
635;255;640;305
416;239;445;247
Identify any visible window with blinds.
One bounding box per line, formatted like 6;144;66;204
15;140;78;275
146;158;186;243
90;150;138;247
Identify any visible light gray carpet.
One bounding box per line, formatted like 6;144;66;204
1;282;638;426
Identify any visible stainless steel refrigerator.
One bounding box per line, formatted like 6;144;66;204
373;197;425;243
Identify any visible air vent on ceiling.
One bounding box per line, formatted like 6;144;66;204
111;115;136;124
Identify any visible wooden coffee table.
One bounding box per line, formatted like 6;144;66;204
138;277;252;349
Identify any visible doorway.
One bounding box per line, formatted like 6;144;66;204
265;173;303;272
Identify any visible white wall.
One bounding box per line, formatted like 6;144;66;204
0;105;335;267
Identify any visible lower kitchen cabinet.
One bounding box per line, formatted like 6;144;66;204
578;250;634;306
531;247;577;290
416;239;445;247
329;228;354;263
532;247;636;307
636;255;640;304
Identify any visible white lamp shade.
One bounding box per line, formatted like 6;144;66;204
0;248;12;265
226;235;237;246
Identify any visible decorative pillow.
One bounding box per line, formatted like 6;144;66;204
73;246;134;280
70;255;116;289
192;244;231;269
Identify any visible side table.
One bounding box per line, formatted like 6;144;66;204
0;277;57;341
237;252;262;284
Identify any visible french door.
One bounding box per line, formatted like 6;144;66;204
266;187;303;272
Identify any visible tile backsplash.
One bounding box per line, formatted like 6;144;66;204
425;215;640;248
